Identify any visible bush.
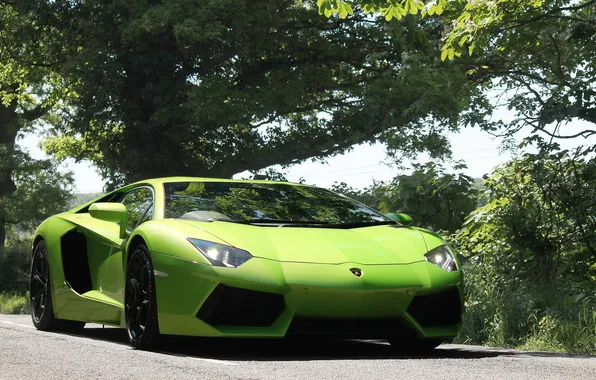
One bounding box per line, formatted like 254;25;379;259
0;292;30;314
0;244;32;293
455;258;596;355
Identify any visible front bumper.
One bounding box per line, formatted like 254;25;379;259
151;252;463;339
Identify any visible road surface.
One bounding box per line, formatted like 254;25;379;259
1;314;594;380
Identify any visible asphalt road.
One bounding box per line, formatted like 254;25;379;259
1;315;594;380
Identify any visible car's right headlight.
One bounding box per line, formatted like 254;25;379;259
424;245;458;272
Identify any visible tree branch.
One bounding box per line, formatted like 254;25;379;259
20;103;50;122
504;0;596;30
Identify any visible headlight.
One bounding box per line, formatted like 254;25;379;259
424;245;458;272
187;238;252;268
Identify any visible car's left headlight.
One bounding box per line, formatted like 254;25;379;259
424;245;458;272
187;238;252;268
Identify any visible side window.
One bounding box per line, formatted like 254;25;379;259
121;188;154;232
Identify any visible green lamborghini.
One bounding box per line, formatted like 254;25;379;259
30;177;464;350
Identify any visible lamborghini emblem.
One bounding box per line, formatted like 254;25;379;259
350;268;363;277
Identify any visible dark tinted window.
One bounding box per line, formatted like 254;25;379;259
163;182;390;224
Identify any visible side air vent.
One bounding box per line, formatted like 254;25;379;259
61;230;92;294
197;284;285;327
407;287;462;327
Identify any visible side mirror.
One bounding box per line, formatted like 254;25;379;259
89;202;128;238
386;212;413;226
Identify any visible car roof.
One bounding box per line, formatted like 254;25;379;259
129;176;310;188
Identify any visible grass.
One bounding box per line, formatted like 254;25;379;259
0;292;30;315
456;297;596;355
0;244;31;315
454;259;596;355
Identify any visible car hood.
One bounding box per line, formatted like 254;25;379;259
181;221;432;265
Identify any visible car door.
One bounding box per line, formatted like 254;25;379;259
98;186;155;304
55;186;154;324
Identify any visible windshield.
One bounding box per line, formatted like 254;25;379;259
163;181;392;225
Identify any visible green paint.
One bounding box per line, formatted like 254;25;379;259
34;177;464;340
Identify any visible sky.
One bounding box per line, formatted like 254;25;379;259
19;120;595;194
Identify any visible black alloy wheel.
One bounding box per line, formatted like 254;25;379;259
30;240;85;332
30;243;50;324
125;244;160;350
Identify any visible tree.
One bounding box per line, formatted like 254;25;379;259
316;0;446;22
27;0;474;189
457;149;596;287
332;162;478;233
330;179;388;208
319;1;596;147
316;0;565;57
382;162;477;233
0;149;74;249
0;3;68;198
69;192;105;208
457;0;596;147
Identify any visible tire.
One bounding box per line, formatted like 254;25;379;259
125;244;160;350
386;337;443;353
30;240;86;332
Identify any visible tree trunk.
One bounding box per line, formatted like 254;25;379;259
0;99;20;198
0;216;6;250
536;244;558;288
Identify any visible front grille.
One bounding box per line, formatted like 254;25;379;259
407;287;462;327
196;284;285;327
286;318;416;339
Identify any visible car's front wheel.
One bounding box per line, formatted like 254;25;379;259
30;240;85;332
125;244;160;350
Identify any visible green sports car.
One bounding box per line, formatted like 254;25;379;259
30;177;464;350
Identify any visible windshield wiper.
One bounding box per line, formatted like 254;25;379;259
203;218;397;228
197;218;327;225
338;220;398;228
248;219;397;228
248;219;330;225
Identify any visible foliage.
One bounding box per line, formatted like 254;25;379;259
69;192;105;208
456;150;596;286
460;1;596;146
319;1;596;150
453;149;596;354
0;149;74;248
456;255;596;355
330;179;388;210
331;162;478;233
0;2;70;198
0;292;30;315
0;244;30;294
316;1;589;59
26;0;473;189
317;0;445;22
379;162;477;233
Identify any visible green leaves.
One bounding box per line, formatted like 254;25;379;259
316;0;354;18
0;2;71;203
456;150;596;287
315;0;557;62
333;162;479;234
318;0;427;21
455;151;596;354
0;148;74;247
